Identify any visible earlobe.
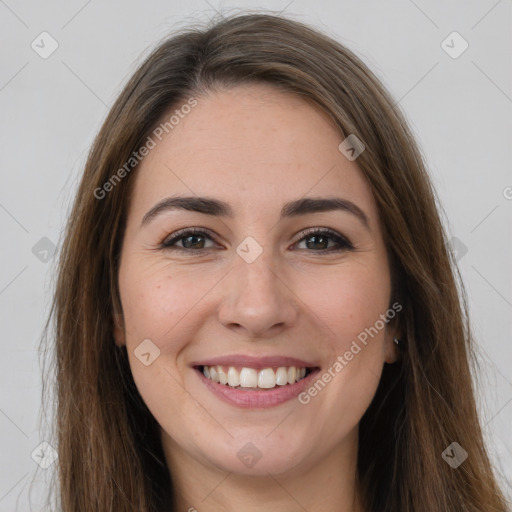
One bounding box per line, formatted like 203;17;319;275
384;334;401;364
113;313;126;347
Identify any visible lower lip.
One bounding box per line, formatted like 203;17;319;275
195;368;320;408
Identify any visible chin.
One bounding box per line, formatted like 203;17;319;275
198;433;312;477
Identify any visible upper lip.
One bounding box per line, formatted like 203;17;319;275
191;354;318;370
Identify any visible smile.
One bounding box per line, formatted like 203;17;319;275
202;365;310;389
192;355;321;408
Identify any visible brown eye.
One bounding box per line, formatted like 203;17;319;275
162;228;218;250
294;228;353;252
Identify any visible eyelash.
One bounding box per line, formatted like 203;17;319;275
160;227;354;254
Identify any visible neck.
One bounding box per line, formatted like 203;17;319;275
162;428;363;512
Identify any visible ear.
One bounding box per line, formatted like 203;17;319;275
384;329;401;364
113;312;126;347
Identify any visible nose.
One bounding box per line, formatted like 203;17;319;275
217;248;299;339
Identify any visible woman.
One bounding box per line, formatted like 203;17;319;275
42;12;509;512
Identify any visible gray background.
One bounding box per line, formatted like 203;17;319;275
0;0;511;509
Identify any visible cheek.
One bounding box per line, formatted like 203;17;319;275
303;259;391;348
117;261;206;426
297;260;391;424
119;261;201;343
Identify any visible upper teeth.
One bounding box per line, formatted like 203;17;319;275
203;366;307;389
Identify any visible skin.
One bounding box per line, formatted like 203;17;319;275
114;83;400;512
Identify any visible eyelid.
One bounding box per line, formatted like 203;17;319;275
294;226;352;244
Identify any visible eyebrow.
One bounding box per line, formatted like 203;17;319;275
141;195;370;229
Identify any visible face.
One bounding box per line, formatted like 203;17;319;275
114;83;399;479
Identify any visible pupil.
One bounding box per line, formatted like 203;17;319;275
183;235;204;248
306;235;327;250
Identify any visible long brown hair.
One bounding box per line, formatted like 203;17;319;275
40;12;509;511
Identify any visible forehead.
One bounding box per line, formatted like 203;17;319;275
129;83;378;224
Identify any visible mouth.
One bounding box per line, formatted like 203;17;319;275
195;364;316;390
192;360;321;408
